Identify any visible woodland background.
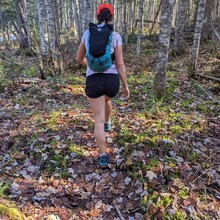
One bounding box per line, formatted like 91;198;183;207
0;0;220;219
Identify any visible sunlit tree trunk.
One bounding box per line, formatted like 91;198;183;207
37;0;47;55
90;0;96;22
136;0;144;58
36;0;47;79
154;0;176;98
82;0;87;31
117;1;123;31
58;0;63;31
148;0;154;21
45;0;56;53
73;0;81;42
122;0;128;44
190;0;206;75
46;0;61;74
54;0;60;35
173;0;187;52
128;1;134;34
70;1;74;30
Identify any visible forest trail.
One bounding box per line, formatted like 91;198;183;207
0;69;220;219
0;77;146;219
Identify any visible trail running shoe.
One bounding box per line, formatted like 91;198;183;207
104;121;111;132
98;154;109;167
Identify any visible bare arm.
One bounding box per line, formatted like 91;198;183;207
115;45;130;98
77;43;87;66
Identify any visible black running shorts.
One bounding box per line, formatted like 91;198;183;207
85;73;120;98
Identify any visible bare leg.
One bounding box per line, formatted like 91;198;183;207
105;96;112;123
87;95;106;153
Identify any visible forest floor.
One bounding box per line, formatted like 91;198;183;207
0;40;220;220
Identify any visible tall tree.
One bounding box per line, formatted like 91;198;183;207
136;0;144;57
21;0;31;49
190;0;206;75
122;0;128;44
45;0;59;73
153;0;176;98
202;0;216;41
36;0;47;79
73;0;81;42
173;0;187;52
13;0;28;48
37;0;47;55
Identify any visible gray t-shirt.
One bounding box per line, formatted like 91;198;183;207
81;28;122;77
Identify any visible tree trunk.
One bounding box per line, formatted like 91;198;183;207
136;0;144;58
82;0;87;32
191;0;206;75
202;0;215;41
36;0;47;79
147;0;154;21
14;0;28;48
53;0;60;48
173;0;187;52
21;0;31;49
54;0;60;35
0;9;3;31
73;0;81;42
149;0;162;36
153;0;176;98
122;0;128;44
46;0;59;74
37;0;47;55
59;0;63;31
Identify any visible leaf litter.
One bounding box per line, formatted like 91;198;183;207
0;65;220;219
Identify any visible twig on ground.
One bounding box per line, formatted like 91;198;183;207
168;92;181;100
197;73;220;82
113;202;125;220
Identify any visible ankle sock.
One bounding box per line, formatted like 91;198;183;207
100;152;107;157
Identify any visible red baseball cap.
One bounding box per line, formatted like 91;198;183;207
97;3;114;15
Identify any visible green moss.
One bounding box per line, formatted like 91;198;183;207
0;183;9;198
196;104;209;114
0;200;26;220
46;111;60;129
156;195;172;208
178;188;188;199
69;144;84;157
166;210;185;220
170;125;183;134
180;100;191;108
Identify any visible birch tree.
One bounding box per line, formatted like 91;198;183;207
45;0;58;73
190;0;206;75
136;0;144;58
36;0;47;79
73;0;81;42
82;0;87;32
173;0;187;52
36;0;47;55
153;0;176;98
122;0;128;44
147;0;154;21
